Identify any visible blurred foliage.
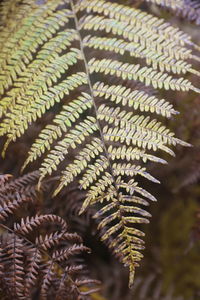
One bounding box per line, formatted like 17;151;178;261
160;198;200;298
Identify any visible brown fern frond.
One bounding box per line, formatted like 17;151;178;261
0;173;100;300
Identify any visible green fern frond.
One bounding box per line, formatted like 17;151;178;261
0;0;200;287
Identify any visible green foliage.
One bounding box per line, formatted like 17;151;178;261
0;0;199;287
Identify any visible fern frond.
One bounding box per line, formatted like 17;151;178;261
0;1;65;42
3;234;25;298
80;14;195;61
93;82;178;118
98;104;184;145
54;138;104;190
84;35;199;75
107;145;167;164
0;49;83;135
103;125;180;156
0;0;200;287
1;72;88;155
39;116;98;181
77;0;192;44
22;91;91;169
0;172;99;299
0;29;79;117
0;194;29;222
14;214;68;235
112;163;160;183
24;245;42;298
0;9;72;94
89;58;198;92
80;156;109;189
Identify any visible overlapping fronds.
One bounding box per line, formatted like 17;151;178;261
0;173;99;300
145;0;200;25
0;0;200;286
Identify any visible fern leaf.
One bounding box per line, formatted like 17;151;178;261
0;30;79;118
108;145;167;164
112;163;160;183
89;58;198;92
39;116;98;181
84;35;200;75
77;0;192;44
0;49;83;136
22;91;91;169
1;73;88;156
0;10;72;94
24;246;42;298
0;0;200;287
80;156;109;189
93;82;178;118
3;234;25;298
54;138;104;191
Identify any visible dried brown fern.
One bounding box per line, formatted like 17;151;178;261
0;173;99;300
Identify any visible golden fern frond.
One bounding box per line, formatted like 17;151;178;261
97;104;183;146
84;35;199;75
77;0;190;42
107;145;167;164
0;9;72;92
1;72;88;155
22;92;92;169
93;82;178;118
0;29;79;118
0;0;200;287
56;138;104;187
89;58;198;92
39;116;98;180
0;47;82;126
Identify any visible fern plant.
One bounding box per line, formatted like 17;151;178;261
0;173;99;300
0;0;200;286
